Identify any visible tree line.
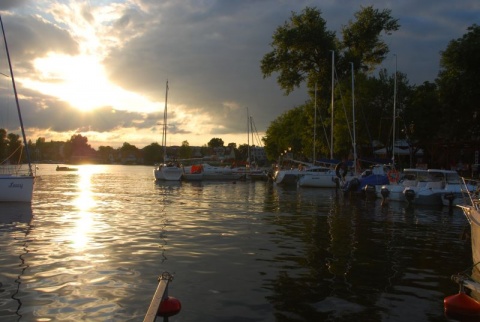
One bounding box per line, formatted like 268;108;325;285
0;133;256;165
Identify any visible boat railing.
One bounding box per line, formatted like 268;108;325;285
460;177;480;211
0;165;33;176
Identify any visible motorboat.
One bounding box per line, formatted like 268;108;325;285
402;169;466;207
342;164;390;196
440;170;476;207
56;165;77;172
378;168;427;202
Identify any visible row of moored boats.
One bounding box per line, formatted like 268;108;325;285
153;162;269;182
273;162;478;208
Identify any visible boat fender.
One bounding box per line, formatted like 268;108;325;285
158;296;182;318
404;189;415;202
343;178;360;192
380;187;390;199
335;162;347;179
364;184;376;195
444;291;480;320
444;192;455;207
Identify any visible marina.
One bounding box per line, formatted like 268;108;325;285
0;164;473;321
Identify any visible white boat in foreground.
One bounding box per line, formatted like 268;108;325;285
451;178;480;303
0;16;35;202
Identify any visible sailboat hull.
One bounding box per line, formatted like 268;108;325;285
0;175;34;202
154;165;183;181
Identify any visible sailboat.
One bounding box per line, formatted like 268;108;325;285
153;81;182;181
0;16;35;202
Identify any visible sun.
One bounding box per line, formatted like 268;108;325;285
20;53;160;113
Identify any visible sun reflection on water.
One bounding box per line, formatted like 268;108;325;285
70;165;99;250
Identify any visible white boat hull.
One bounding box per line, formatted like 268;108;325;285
154;165;182;181
274;169;301;185
297;171;337;188
377;184;406;201
201;164;244;181
0;175;34;202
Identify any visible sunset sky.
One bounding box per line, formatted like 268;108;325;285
0;0;478;149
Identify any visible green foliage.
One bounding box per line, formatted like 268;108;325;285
179;140;192;159
261;5;401;161
208;138;224;148
339;6;400;74
143;142;162;164
261;6;336;96
437;24;480;140
263;105;310;161
6;133;22;163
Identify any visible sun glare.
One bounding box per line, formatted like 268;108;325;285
21;53;160;113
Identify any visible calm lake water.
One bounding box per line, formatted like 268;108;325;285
0;164;473;321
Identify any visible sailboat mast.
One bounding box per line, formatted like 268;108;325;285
313;82;317;163
330;50;334;160
351;63;357;174
392;54;397;169
163;80;168;163
247;107;250;168
0;16;32;173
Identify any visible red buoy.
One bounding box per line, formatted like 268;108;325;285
444;292;480;320
157;296;182;317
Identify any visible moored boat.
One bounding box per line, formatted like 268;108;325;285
446;178;480;311
153;81;182;181
56;165;77;172
403;169;460;207
378;168;427;202
0;16;35;203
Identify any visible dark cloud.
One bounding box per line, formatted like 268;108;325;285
0;14;78;76
0;0;29;11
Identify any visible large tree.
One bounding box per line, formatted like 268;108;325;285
261;6;399;95
437;24;480;141
261;6;399;160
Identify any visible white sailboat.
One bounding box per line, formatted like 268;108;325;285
153;81;182;181
0;16;35;202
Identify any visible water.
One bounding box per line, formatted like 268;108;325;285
0;164;473;321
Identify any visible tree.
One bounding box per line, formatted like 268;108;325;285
208;138;224;148
262;105;309;161
339;6;400;75
64;134;96;163
7;133;22;163
260;6;336;96
179;140;192;159
97;145;116;164
143;143;163;165
261;6;399;160
261;6;398;96
0;129;7;162
402;81;439;167
437;24;480;140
